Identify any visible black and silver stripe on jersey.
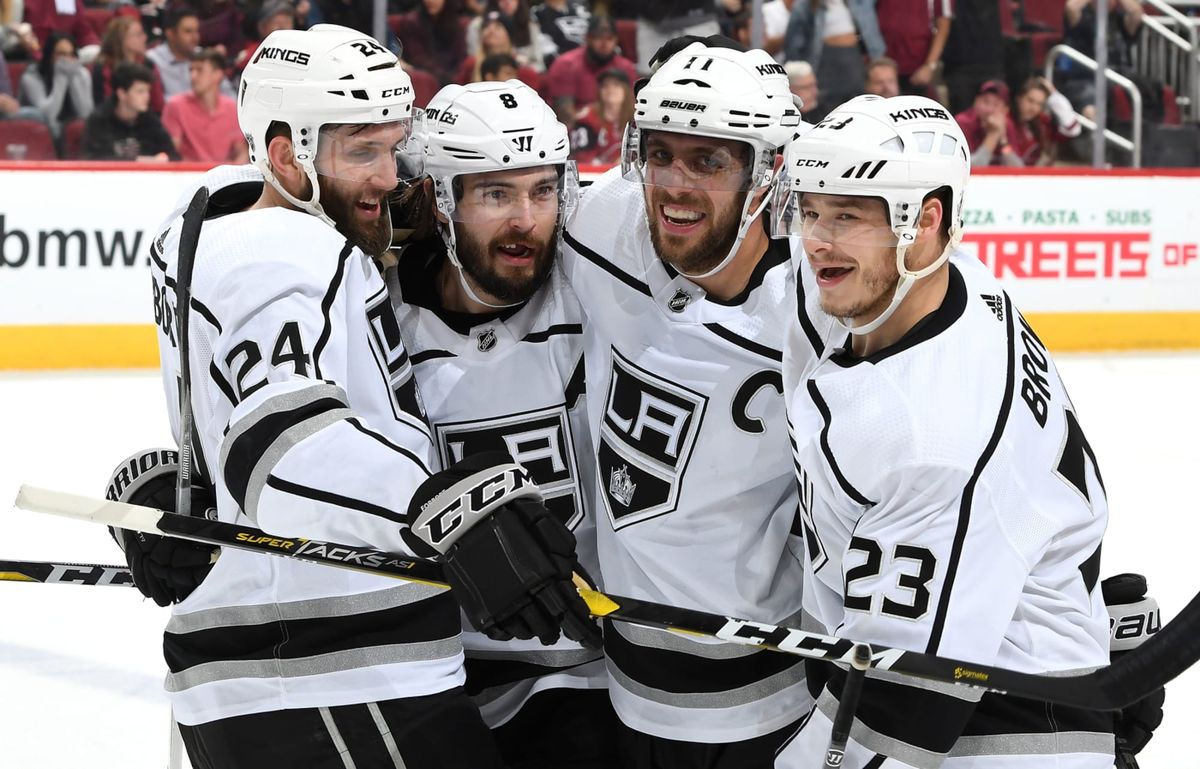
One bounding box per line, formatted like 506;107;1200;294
312;243;354;379
563;229;652;297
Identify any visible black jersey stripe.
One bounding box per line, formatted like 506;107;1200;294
863;755;886;769
345;417;432;475
805;380;875;507
563;229;653;297
313;242;354;379
208;360;238;406
603;617;804;695
925;292;1017;655
191;297;223;333
794;265;826;356
266;474;408;525
163;590;460;673
150;238;170;273
707;234;790;307
463;652;603;695
702;323;783;363
522;323;583;344
564;353;586;409
411;349;457;365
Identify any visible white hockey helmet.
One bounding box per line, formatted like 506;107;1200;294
238;24;421;227
620;41;804;278
773;94;970;335
420;80;578;307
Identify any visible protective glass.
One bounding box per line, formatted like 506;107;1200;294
771;188;900;249
435;161;580;224
621;126;757;192
314;113;425;186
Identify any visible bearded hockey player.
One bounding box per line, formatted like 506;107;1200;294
388;80;616;768
124;24;598;769
560;38;812;767
774;94;1114;768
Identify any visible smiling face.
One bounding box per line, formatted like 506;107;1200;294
315;121;408;255
797;192;901;323
450;165;562;303
641;130;755;275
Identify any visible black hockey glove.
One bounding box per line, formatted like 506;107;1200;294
105;448;217;607
1102;573;1165;761
403;452;602;649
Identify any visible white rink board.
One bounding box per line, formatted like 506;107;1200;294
2;355;1200;768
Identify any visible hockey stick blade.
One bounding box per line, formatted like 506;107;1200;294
0;559;134;587
14;484;1200;710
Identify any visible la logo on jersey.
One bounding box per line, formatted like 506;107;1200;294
366;292;428;425
598;348;707;528
435;405;585;529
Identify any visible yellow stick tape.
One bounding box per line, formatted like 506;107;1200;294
0;325;159;370
0;313;1197;370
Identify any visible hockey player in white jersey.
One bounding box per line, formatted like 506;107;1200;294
774;94;1114;768
561;37;812;767
131;24;599;769
387;80;617;768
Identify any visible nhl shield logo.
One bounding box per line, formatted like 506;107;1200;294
477;328;497;352
609;465;636;507
667;289;691;313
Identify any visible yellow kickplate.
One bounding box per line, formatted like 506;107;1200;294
0;572;36;582
579;588;621;617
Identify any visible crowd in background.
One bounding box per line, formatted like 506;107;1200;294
0;0;1169;165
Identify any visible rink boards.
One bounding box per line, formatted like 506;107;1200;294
1;162;1199;368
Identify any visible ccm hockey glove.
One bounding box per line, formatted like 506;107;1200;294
1102;573;1165;761
106;448;217;607
403;452;602;649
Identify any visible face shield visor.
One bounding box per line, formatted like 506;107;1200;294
771;185;901;252
313;112;425;188
621;125;758;193
433;161;580;226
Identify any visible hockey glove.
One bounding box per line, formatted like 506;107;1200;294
403;452;602;649
1102;573;1165;759
105;448;218;607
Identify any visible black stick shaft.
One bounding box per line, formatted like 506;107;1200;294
823;643;871;768
174;186;209;520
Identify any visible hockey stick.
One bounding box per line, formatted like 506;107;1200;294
0;559;135;587
174;186;209;520
14;483;1200;711
823;643;871;769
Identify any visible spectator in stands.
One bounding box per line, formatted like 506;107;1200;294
785;59;830;123
92;16;165;114
161;47;245;162
394;0;467;86
305;0;373;36
194;0;244;56
479;51;519;81
82;61;177;160
570;66;631;164
533;0;588;68
762;0;794;61
234;0;295;74
456;10;540;87
1010;75;1082;165
864;55;899;98
955;78;1022;167
632;0;722;75
941;0;1003;114
2;0;43;60
147;6;204;100
0;45;43;121
21;0;98;60
784;0;885;111
1059;0;1143;119
874;0;950;96
466;0;544;72
18;31;92;137
545;15;636;128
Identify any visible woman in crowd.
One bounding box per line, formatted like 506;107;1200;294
1010;76;1081;166
20;31;93;137
395;0;467;86
783;0;885;112
465;0;543;72
570;66;631;164
456;10;539;88
91;15;164;113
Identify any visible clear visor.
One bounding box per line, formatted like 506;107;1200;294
436;161;580;224
621;126;757;192
313;113;425;186
771;189;901;249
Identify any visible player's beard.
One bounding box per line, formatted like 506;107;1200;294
647;186;743;276
819;250;901;324
454;222;558;304
318;175;395;257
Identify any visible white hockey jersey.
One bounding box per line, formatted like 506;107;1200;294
777;251;1113;768
561;168;811;743
150;166;464;726
388;244;606;728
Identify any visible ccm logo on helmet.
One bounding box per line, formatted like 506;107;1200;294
253;46;311;66
660;99;707;112
381;86;411;98
794;158;829;168
889;107;950;122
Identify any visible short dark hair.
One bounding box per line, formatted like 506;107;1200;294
164;4;199;30
112;62;154;92
191;47;226;70
867;56;898;76
480;52;519;80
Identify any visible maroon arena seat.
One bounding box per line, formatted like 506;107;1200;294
0;120;58;160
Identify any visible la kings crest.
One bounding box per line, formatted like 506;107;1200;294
599;347;708;528
434;405;585;529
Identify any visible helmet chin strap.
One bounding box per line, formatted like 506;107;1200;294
675;172;774;281
262;161;336;230
843;228;960;337
440;220;523;310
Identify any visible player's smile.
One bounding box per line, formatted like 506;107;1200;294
659;203;706;234
495;240;537;265
355;197;382;219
